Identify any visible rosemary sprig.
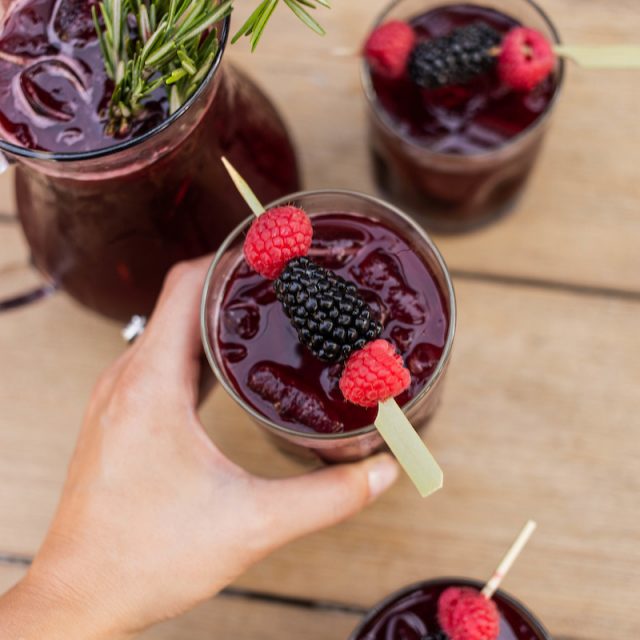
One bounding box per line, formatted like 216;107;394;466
93;0;330;135
232;0;330;51
92;0;233;135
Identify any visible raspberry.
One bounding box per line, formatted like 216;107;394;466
339;339;410;407
438;587;500;640
243;206;313;279
364;20;416;79
498;27;555;91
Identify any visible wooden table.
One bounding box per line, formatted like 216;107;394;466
1;1;639;638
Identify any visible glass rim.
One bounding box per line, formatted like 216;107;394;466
360;0;566;161
347;577;552;640
0;13;230;162
200;188;457;442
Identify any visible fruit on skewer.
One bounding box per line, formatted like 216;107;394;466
364;19;556;91
438;587;499;640
362;20;416;79
365;17;640;92
435;520;538;640
223;157;443;497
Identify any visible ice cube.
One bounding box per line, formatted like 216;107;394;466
309;236;364;269
248;363;344;434
220;343;247;364
53;0;99;46
223;301;260;340
390;325;415;353
406;343;441;377
350;249;403;291
360;289;389;326
56;126;84;147
20;60;79;122
0;0;53;58
388;285;427;326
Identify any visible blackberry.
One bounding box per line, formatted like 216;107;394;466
274;256;382;363
408;22;501;89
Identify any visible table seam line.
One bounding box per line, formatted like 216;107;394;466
450;269;640;303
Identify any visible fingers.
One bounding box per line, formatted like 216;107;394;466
135;256;213;390
256;454;399;549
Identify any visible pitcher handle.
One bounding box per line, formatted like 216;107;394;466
0;151;58;312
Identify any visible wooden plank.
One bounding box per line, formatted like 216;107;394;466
0;279;638;639
140;594;359;640
0;563;360;639
0;562;27;593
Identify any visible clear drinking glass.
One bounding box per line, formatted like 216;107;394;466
201;190;456;463
348;577;552;640
362;0;564;232
0;8;300;320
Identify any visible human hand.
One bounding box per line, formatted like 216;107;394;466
0;257;398;640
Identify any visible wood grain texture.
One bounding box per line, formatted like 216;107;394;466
1;280;638;639
0;564;361;640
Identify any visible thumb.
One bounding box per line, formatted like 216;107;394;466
257;454;399;548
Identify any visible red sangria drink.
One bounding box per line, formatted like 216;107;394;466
202;190;455;463
0;0;300;320
362;0;564;232
349;578;551;640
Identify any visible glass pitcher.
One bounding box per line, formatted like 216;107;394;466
0;6;300;321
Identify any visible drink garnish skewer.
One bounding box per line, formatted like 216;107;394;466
360;20;640;90
222;157;443;498
436;520;538;640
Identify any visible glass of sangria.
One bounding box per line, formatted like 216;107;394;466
0;0;300;320
201;189;456;463
362;0;564;232
348;577;551;640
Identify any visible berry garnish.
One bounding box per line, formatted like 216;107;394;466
364;20;416;79
223;156;443;499
243;206;313;280
340;339;410;407
408;22;501;89
438;587;499;640
498;27;555;91
274;256;382;363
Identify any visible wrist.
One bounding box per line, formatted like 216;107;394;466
0;574;132;640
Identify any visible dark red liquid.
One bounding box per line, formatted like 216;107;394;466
366;3;561;230
216;213;449;435
0;0;167;151
351;579;549;640
370;4;557;154
1;0;300;320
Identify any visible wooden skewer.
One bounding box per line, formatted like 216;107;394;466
333;44;640;69
554;44;640;69
375;398;443;498
221;157;444;499
221;156;265;216
481;520;537;599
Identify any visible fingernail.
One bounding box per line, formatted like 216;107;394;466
367;454;399;501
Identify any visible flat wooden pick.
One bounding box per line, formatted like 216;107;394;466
375;398;443;498
554;45;640;69
221;156;265;216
